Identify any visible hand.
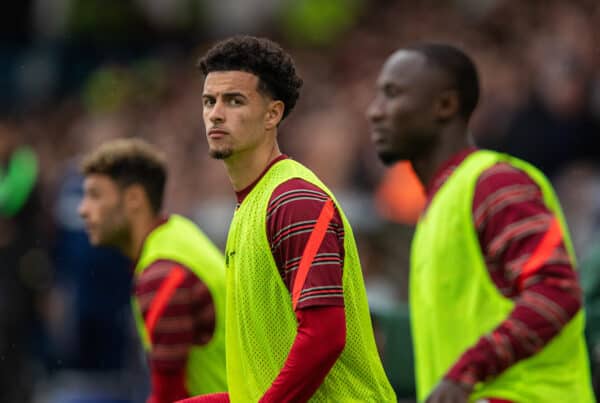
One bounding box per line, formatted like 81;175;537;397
426;379;472;403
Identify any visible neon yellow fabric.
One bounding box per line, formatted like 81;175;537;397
133;214;227;395
411;150;595;403
225;158;396;402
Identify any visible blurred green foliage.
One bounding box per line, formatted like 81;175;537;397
280;0;364;46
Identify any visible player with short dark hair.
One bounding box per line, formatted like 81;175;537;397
180;35;396;403
367;43;594;403
79;138;227;403
197;35;302;122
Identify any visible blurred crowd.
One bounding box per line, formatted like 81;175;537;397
1;0;600;402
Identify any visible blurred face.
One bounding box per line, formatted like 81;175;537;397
366;50;442;165
78;174;129;247
202;71;274;160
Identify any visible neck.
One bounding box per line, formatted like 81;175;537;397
122;211;160;261
224;134;281;192
411;121;472;188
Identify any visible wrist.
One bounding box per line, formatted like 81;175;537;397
444;371;476;392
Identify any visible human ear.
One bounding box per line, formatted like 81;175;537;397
435;89;460;120
265;100;284;129
124;184;145;212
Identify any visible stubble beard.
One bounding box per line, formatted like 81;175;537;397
377;150;402;166
209;147;233;160
98;200;131;252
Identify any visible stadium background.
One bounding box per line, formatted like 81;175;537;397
1;0;600;402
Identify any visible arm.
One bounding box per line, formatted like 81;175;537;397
260;306;346;402
444;164;582;387
175;393;230;403
135;260;216;403
260;179;347;402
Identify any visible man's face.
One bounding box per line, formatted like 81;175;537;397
367;50;441;165
202;71;272;160
78;174;129;247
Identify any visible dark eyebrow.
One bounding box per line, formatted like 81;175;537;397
202;92;247;99
223;92;247;100
83;184;97;194
377;80;405;91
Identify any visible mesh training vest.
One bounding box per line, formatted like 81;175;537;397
224;159;397;402
133;214;227;395
411;150;595;403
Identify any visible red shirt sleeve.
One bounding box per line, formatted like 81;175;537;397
147;371;188;403
258;178;347;400
266;178;345;309
445;163;582;386
135;259;216;402
174;392;230;403
260;306;346;402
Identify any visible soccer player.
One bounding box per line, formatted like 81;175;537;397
367;43;595;403
78;138;227;403
179;35;397;403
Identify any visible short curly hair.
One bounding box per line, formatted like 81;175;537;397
81;138;166;214
197;35;303;121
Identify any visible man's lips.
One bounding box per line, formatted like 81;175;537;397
208;128;229;138
370;128;389;143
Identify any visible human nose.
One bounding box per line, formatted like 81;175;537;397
208;99;225;124
366;96;384;123
78;198;88;219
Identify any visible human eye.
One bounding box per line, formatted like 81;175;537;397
84;188;99;200
203;97;215;107
384;84;402;98
228;96;244;106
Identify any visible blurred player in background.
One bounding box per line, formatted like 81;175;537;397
367;43;594;403
78;138;227;403
179;35;396;403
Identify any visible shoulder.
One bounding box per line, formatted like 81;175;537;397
476;162;540;193
267;178;340;220
473;162;547;231
266;178;343;240
134;259;200;297
269;178;329;207
474;162;542;206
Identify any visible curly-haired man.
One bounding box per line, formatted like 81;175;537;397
179;36;397;403
78;139;227;403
